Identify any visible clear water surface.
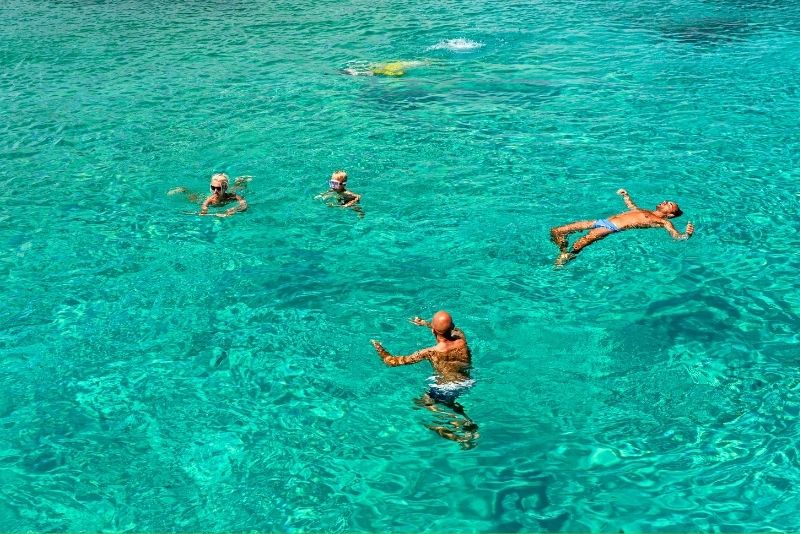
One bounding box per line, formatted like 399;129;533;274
1;0;800;531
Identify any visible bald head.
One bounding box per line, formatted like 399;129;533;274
431;311;454;335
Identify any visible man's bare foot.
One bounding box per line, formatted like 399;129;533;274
555;252;574;267
550;229;568;252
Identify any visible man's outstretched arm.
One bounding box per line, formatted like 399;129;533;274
410;316;431;328
371;340;431;366
662;220;695;240
617;189;639;210
410;316;466;341
451;326;467;343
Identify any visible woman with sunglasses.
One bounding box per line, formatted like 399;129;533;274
199;173;248;218
168;173;250;217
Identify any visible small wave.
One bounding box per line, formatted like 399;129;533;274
426;38;484;52
342;61;373;76
427;378;476;391
342;66;373;77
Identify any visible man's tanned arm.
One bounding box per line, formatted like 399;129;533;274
661;220;695;240
616;188;639;210
371;340;432;366
410;316;431;328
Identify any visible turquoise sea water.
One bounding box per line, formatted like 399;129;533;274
2;0;800;530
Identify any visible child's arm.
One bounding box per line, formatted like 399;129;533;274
617;189;639;210
662;220;694;240
341;191;361;208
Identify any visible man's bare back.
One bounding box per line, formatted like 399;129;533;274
371;314;471;384
550;189;694;265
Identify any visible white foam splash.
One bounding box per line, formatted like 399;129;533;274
426;38;484;52
342;66;373;76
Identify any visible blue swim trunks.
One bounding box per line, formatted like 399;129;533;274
427;379;475;405
592;219;619;232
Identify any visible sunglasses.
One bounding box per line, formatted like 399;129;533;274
329;180;345;188
210;185;223;192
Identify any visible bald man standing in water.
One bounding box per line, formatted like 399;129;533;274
371;311;473;406
371;311;478;447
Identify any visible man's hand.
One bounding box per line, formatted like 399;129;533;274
410;316;427;326
686;222;694;238
370;339;384;351
617;188;638;210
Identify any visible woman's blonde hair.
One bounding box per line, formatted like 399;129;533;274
211;173;230;188
330;170;347;182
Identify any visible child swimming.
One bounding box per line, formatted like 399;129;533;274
315;170;363;216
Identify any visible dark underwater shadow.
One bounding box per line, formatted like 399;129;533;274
659;17;758;45
705;0;787;9
352;76;561;114
354;81;447;112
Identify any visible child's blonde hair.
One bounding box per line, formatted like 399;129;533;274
330;170;348;182
211;173;230;188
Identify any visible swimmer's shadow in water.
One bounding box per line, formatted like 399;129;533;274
659;17;757;45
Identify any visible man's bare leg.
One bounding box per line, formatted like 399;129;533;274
550;220;595;251
416;395;479;447
425;407;479;448
551;220;595;264
571;228;613;253
416;393;457;417
556;228;613;265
